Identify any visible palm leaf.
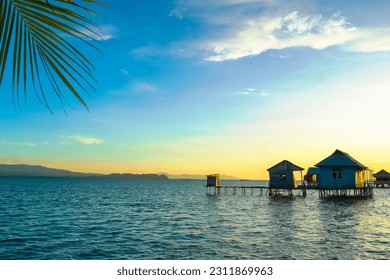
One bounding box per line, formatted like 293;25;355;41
0;0;105;111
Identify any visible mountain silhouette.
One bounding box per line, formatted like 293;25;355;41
0;164;91;177
0;164;168;179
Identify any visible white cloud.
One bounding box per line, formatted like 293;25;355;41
237;91;253;95
235;88;270;96
70;136;104;145
344;28;390;52
205;11;358;61
171;1;390;61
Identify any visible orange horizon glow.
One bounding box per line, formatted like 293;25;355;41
3;150;389;180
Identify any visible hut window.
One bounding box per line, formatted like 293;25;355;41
332;171;343;180
280;174;286;180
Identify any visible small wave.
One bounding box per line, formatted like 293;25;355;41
0;237;25;243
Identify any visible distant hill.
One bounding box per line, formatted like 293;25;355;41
0;164;237;180
0;164;167;179
0;164;92;177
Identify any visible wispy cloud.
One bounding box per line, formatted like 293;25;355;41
69;136;104;145
237;91;252;95
0;140;36;147
205;11;358;61
169;7;187;20
236;88;270;96
171;0;390;61
344;28;390;52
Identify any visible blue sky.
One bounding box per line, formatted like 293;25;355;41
1;0;390;178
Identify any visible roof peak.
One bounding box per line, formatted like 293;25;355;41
374;169;390;175
267;160;304;171
334;149;347;155
315;149;367;169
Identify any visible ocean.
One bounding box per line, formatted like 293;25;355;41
0;177;389;260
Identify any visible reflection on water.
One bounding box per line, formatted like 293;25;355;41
0;178;390;259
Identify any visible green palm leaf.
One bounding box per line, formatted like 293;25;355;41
0;0;104;111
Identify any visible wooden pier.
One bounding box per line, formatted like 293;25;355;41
205;185;267;195
205;149;381;199
205;184;374;198
205;185;308;197
205;174;374;199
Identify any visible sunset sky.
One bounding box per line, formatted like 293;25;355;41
1;0;390;179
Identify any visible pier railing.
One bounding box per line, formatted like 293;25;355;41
205;183;374;198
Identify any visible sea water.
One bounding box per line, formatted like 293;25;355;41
0;177;389;260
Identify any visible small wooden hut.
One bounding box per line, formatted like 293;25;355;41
373;169;390;187
267;160;304;189
315;149;372;189
206;174;220;187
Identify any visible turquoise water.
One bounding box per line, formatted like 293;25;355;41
0;177;390;260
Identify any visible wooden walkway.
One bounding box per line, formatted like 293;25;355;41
206;185;267;195
205;185;308;197
205;185;374;198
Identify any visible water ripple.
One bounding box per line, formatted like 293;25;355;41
1;178;390;259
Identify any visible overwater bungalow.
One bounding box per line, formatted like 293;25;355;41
314;149;374;197
204;149;376;198
267;160;305;196
373;169;390;188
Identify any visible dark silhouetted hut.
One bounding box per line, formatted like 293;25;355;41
373;169;390;187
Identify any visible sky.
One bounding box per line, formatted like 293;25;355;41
1;0;390;179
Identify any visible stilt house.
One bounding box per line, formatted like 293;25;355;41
373;169;390;187
267;160;304;189
206;174;220;187
314;149;372;189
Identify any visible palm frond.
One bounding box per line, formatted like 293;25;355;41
0;0;105;111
